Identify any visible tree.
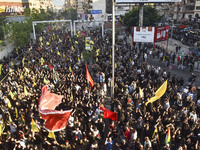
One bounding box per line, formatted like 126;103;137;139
62;8;78;21
0;17;6;40
123;6;162;28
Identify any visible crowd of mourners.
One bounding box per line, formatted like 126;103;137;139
0;25;200;150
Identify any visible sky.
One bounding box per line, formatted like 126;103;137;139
52;0;65;6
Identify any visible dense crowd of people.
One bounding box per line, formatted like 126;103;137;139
0;25;200;150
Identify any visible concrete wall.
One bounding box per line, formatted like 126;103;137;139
0;43;15;60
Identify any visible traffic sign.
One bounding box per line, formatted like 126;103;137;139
169;65;172;70
90;10;102;14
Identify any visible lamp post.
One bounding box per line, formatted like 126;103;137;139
111;0;115;98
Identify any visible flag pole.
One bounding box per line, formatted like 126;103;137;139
111;0;115;98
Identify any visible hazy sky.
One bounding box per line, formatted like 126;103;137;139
52;0;65;6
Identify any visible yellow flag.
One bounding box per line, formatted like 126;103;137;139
25;67;29;73
22;57;25;67
0;64;2;76
59;39;62;42
33;81;36;87
48;131;56;140
15;107;18;118
57;51;60;56
70;92;73;100
50;59;52;64
7;100;12;108
21;114;25;123
71;46;74;51
145;80;168;105
63;52;65;58
20;73;23;80
75;41;78;44
78;57;80;62
24;86;28;96
96;57;98;62
9;91;14;99
31;118;39;132
90;40;94;45
8;114;12;123
40;57;45;66
155;80;168;97
110;54;112;58
116;46;118;51
152;127;158;138
44;78;50;85
139;87;144;98
11;61;14;66
46;42;50;45
40;37;42;42
115;63;117;69
69;66;72;72
0;123;5;136
81;53;83;59
51;48;53;53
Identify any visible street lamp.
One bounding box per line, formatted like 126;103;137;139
111;0;115;98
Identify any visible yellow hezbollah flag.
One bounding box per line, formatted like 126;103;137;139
24;86;28;96
152;127;158;138
59;39;62;42
21;114;25;123
51;48;53;53
20;73;23;80
71;46;74;51
31;118;39;132
11;61;14;66
96;57;98;62
15;107;18;118
57;51;60;56
39;37;42;42
145;80;168;105
46;42;50;45
63;52;65;58
9;91;14;99
0;123;5;136
78;57;80;62
22;57;25;67
40;57;45;66
7;100;12;108
75;41;78;44
90;40;94;45
115;63;117;69
0;64;2;76
69;66;72;72
81;52;83;59
139;87;144;98
48;131;56;140
50;59;52;64
44;78;50;85
25;67;30;73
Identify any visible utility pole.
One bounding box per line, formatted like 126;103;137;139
111;0;115;98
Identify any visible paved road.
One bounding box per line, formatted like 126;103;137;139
126;36;200;86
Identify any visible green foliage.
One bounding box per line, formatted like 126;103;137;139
123;6;161;27
11;20;32;47
82;51;95;63
62;8;78;21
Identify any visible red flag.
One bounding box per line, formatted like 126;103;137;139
43;62;46;66
48;64;54;70
48;25;51;32
39;86;72;131
86;65;94;87
81;31;86;36
100;104;118;121
38;47;41;52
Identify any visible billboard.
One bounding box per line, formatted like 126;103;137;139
116;0;181;3
154;26;170;42
85;37;91;50
0;2;29;17
133;27;155;42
